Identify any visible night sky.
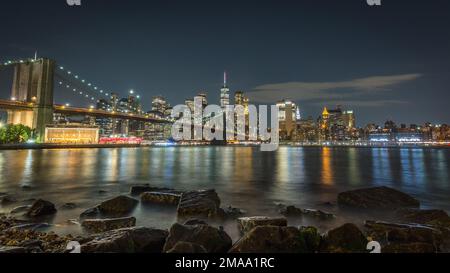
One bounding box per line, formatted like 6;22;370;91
1;0;449;126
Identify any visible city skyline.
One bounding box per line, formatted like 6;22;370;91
1;0;450;126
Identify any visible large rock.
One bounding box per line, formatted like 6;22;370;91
177;190;221;219
26;199;57;217
141;192;181;206
166;241;207;253
81;227;168;253
0;246;27;253
382;242;436;253
338;186;420;209
163;223;232;253
237;216;287;234
130;185;178;196
81;217;136;233
98;195;138;215
299;226;322;253
229;226;308;253
365;220;442;251
0;195;17;205
320;223;368;253
279;205;335;220
395;209;450;227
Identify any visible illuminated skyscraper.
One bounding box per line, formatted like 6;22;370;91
220;72;230;109
277;99;298;140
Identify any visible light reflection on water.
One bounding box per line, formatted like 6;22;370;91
0;147;449;237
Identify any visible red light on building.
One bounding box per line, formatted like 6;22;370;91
99;137;143;144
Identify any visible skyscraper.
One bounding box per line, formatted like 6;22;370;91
220;72;230;109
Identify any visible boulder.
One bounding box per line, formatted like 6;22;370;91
299;226;322;253
163;223;232;253
320;223;368;253
395;209;450;227
229;226;308;253
237;216;287;234
218;206;246;220
0;246;27;253
80;207;101;218
177;190;221;219
382;242;436;253
141;192;181;206
98;195;138;215
26;199;57;217
364;220;442;250
183;219;208;226
130;185;177;195
0;195;17;205
81;217;137;233
166;241;207;253
279;205;335;220
81;227;168;253
338;186;420;209
10;205;32;214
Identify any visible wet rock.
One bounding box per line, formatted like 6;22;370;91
98;195;138;215
395;209;450;227
338;186;420;209
10;205;31;214
82;217;137;233
9;223;51;231
130;185;176;195
81;227;168;253
217;206;246;220
382;242;436;253
80;207;101;218
0;246;27;253
166;241;207;253
163;223;232;253
0;195;17;205
141;192;181;206
299;226;322;253
320;223;368;253
60;203;77;210
177;189;222;219
229;226;308;253
279;205;335;220
364;220;442;250
26;199;57;217
183;219;208;226
237;216;287;234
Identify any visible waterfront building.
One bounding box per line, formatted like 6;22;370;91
44;124;99;144
277;99;298;140
294;116;317;142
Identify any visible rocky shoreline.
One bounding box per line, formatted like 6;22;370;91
1;186;450;253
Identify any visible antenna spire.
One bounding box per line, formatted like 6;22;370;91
223;71;227;87
34;51;38;61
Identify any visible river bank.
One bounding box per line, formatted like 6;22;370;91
1;186;449;253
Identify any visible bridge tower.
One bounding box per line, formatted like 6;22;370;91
8;58;55;142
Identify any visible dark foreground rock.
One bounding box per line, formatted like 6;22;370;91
81;217;136;233
364;220;444;252
177;190;222;219
81;227;168;253
163;223;232;253
382;242;436;253
98;195;139;214
184;219;208;226
130;185;178;195
237;216;287;234
81;195;138;218
395;209;450;227
1;195;17;205
141;192;181;205
279;205;335;220
0;246;27;253
299;226;322;253
229;226;308;253
166;241;207;253
26;199;57;217
338;186;420;209
320;223;368;253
